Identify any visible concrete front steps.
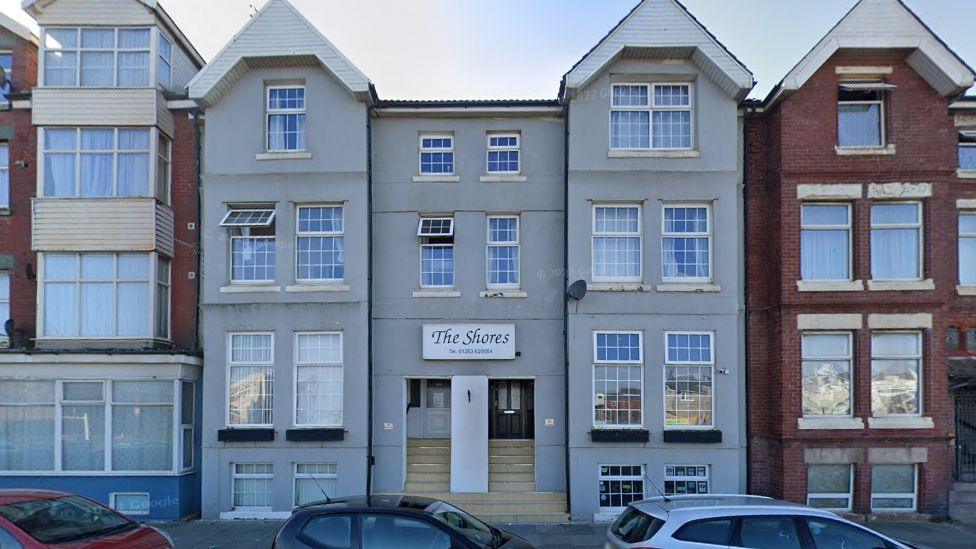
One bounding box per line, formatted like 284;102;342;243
949;482;976;522
424;491;569;524
489;439;535;493
405;438;451;493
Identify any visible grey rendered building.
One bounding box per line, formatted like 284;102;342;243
188;0;751;522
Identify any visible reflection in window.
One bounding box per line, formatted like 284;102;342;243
802;333;853;417
871;332;921;416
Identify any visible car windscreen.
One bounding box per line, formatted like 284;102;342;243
427;502;497;548
611;506;665;544
0;495;135;544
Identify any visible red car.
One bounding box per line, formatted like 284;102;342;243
0;490;173;548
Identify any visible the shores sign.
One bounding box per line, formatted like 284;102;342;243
422;324;516;360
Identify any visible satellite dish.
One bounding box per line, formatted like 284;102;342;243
567;279;587;301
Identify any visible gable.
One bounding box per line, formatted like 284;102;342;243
23;0;155;25
562;0;753;101
188;0;371;107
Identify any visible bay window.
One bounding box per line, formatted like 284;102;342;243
871;332;922;416
111;381;173;471
180;382;194;470
592;205;641;282
61;381;105;471
294;332;343;427
662;205;711;281
296;206;344;282
42;128;155;198
41;252;170;339
0;381;55;471
43;27;151;87
157;33;172;88
594;331;643;428
228;332;274;427
664;332;714;428
802;332;853;417
221;208;276;283
871;202;922;281
801;204;852;281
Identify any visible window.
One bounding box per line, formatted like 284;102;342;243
871;202;922;281
960;213;976;286
662;205;711;281
157;33;171;88
801;204;852;281
155;256;171;340
0;51;13;91
806;518;891;549
871;332;922;416
961;132;976;170
838;83;888;147
43;27;151;87
156;133;171;203
419;216;455;288
610;83;692;150
228;333;274;427
0;272;8;330
42;253;156;338
664;333;714;428
610;507;665;545
592;205;641;282
738;517;802;549
802;333;853;417
294;463;337;506
593;331;642;428
221;208;276;283
871;464;917;511
180;381;194;470
111;381;173;471
232;463;273;509
486;134;519;174
487;216;519;288
296;206;344;282
664;464;710;495
110;493;150;516
807;464;854;511
0;381;55;471
674;519;733;546
42;128;153;198
295;332;343;427
60;381;105;471
267;86;305;152
0;143;8;209
362;515;452;549
301;515;353;548
598;465;645;512
419;134;454;175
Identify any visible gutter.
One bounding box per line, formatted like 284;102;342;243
562;101;572;516
365;104;375;495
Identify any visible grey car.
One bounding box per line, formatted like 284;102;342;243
605;494;917;549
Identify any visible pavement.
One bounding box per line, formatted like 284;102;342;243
156;518;976;549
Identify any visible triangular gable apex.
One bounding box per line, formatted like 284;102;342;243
23;0;154;14
188;0;371;107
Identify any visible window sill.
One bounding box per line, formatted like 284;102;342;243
284;283;351;293
958;169;976;179
797;417;865;430
217;428;275;442
835;144;896;156
958;285;976;296
590;429;650;443
412;175;460;183
588;282;651;293
413;289;461;298
662;430;722;443
608;149;700;158
797;280;864;292
220;284;281;294
479;289;527;298
867;416;934;430
867;279;934;291
255;151;312;161
656;283;720;293
285;427;345;442
480;174;527;182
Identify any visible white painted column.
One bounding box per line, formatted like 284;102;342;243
450;375;488;493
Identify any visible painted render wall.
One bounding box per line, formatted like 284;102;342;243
369;114;567;495
199;65;369;517
566;57;747;520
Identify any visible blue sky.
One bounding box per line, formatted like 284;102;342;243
2;0;974;99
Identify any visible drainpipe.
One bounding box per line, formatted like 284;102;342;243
742;103;753;494
366;104;375;495
192;108;203;351
562;101;572;515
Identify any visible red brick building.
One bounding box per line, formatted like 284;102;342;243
746;0;975;518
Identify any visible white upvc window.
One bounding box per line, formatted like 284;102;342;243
294;332;343;427
180;381;194;471
871;464;917;512
60;381;105;471
221;208;277;283
266;86;306;152
802;332;854;418
42;27;151;87
486;133;520;174
598;465;645;512
593;331;643;429
961;132;976;170
419;134;454;175
157;33;172;88
227;332;274;427
41;127;156;198
0;271;9;332
592;205;641;282
156;132;171;204
960;213;976;286
662;205;711;282
111;380;174;472
486;215;519;288
871;331;922;417
232;463;274;510
294;463;338;506
40;252;168;339
801;204;852;281
807;464;854;511
610;83;693;150
838;83;891;148
664;332;714;429
0;142;8;209
419;216;455;288
871;202;922;281
296;205;344;282
664;464;710;495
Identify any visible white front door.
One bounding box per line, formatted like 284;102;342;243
451;375;489;493
424;380;451;438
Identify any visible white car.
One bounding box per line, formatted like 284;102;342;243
605;494;917;549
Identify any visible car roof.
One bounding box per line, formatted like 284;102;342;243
631;494;836;518
298;494;441;513
0;490;72;506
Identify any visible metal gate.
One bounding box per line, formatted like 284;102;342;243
957;392;976;482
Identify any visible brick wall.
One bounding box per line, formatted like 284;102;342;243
168;109;200;350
